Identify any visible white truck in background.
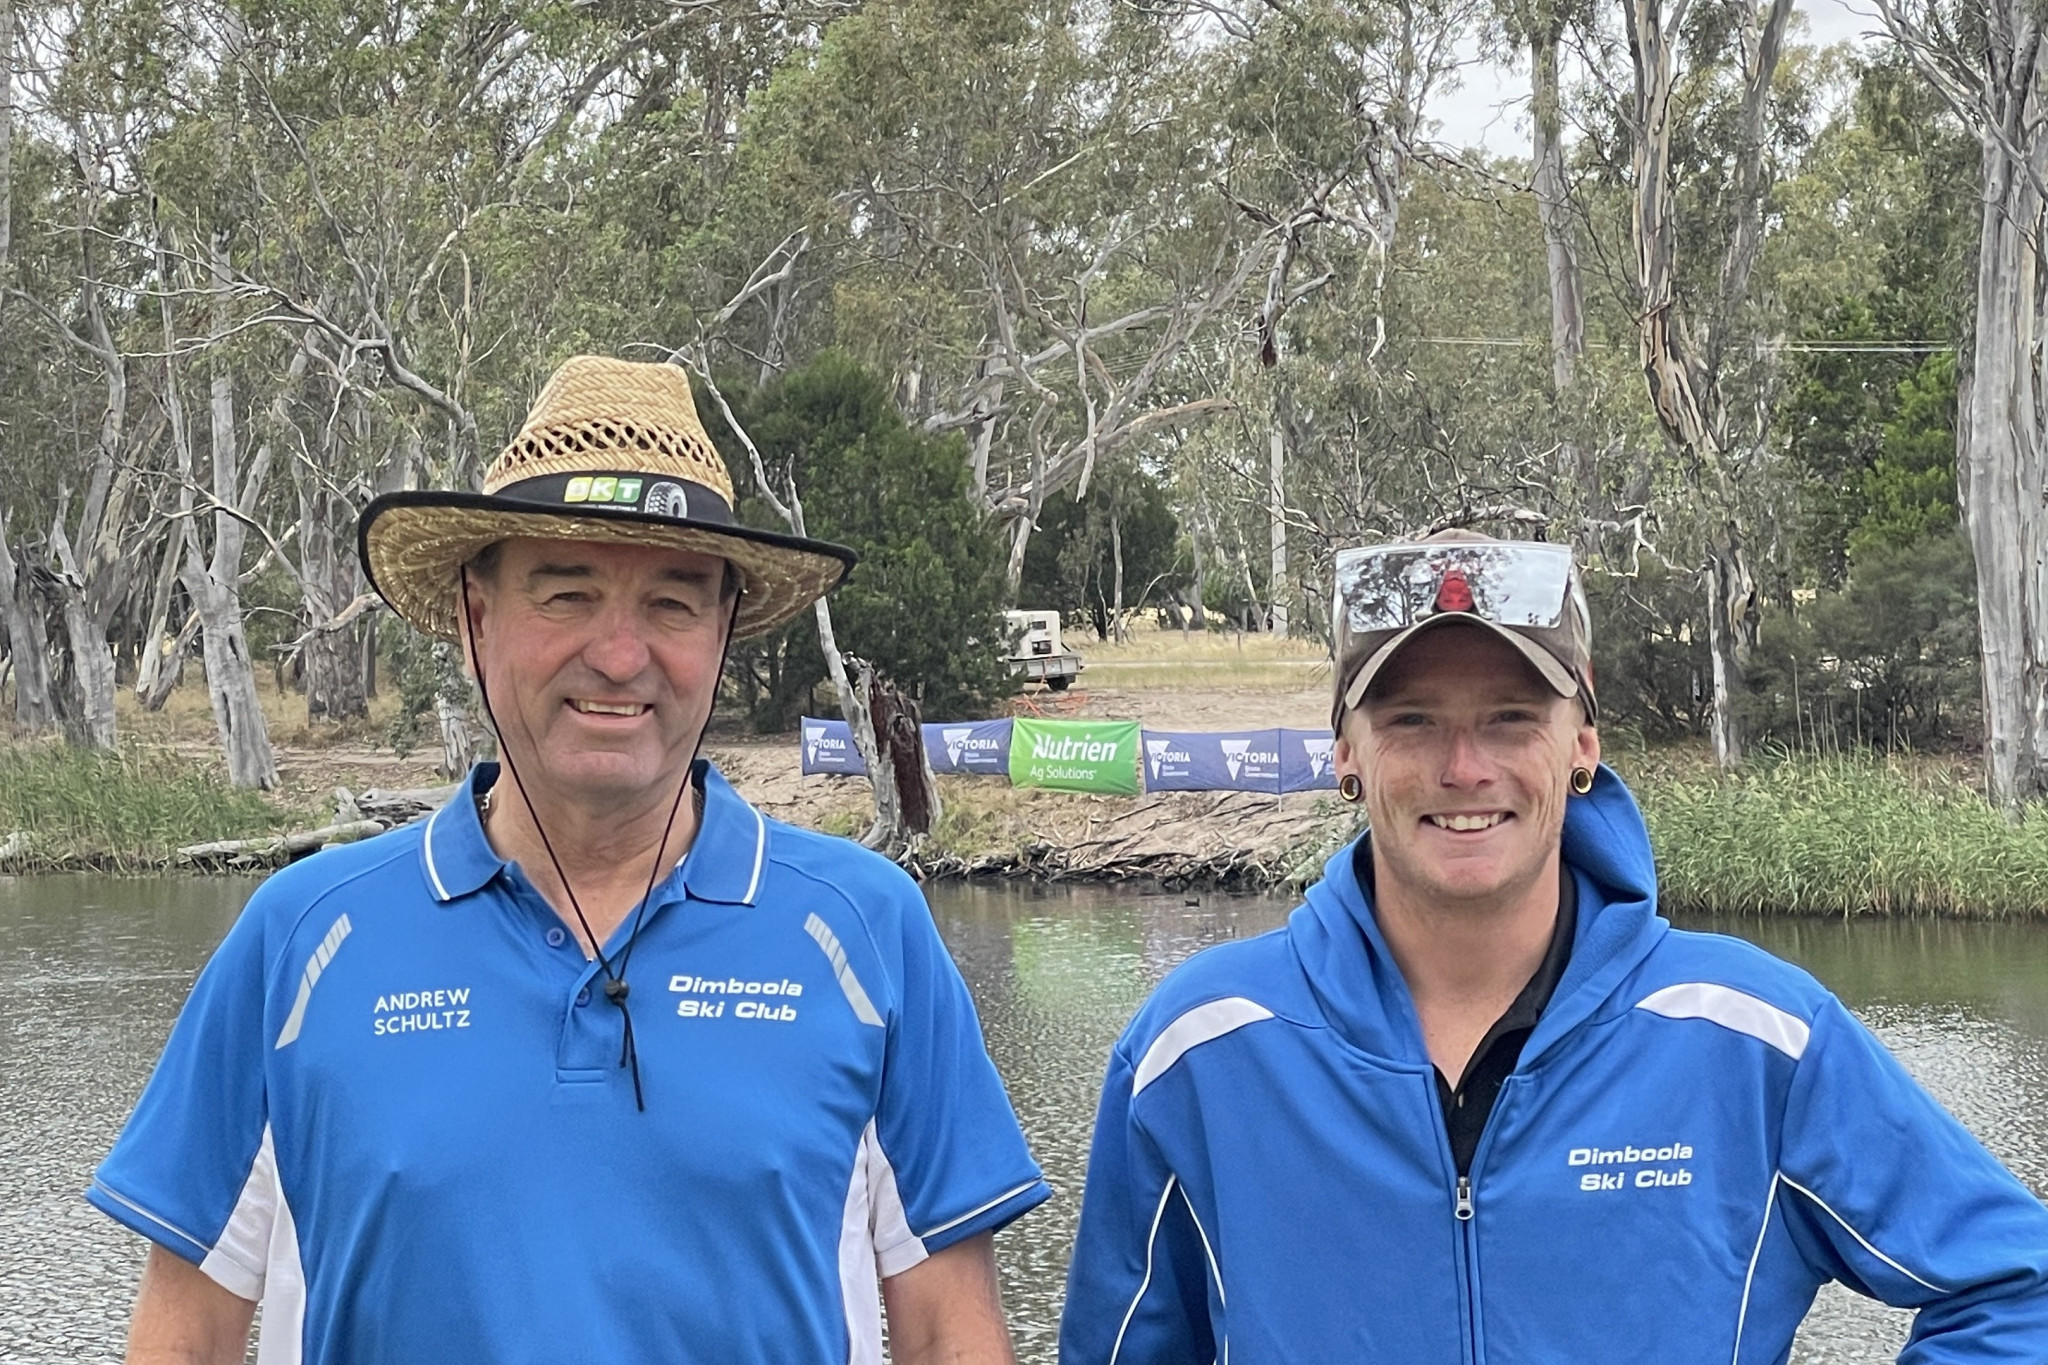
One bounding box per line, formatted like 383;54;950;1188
1004;610;1084;691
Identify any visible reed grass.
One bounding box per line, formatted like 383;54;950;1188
0;740;306;871
1631;751;2048;919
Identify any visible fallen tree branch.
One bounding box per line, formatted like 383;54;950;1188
175;819;385;866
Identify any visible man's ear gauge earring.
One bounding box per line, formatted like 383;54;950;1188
1338;773;1363;803
1570;766;1595;796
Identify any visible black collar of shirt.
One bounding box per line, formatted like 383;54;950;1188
1454;865;1578;1087
1354;840;1579;1177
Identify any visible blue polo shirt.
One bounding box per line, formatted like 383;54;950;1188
89;762;1048;1364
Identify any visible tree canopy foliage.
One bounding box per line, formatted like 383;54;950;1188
0;0;2019;791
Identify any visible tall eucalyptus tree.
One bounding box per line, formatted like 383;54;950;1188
1875;0;2048;810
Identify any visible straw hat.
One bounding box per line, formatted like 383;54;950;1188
358;356;855;640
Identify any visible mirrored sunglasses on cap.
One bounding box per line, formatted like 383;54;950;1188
1333;538;1594;719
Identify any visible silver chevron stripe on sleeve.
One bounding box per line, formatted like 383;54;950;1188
274;913;353;1049
804;913;885;1027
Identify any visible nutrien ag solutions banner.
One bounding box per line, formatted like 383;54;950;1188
1007;719;1142;795
799;717;867;776
922;718;1014;776
1141;729;1285;793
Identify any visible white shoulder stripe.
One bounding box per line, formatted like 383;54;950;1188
1634;982;1810;1059
422;802;452;901
1133;997;1275;1096
744;804;767;904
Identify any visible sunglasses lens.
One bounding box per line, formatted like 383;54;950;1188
1334;543;1574;638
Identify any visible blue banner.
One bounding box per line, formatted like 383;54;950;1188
922;718;1014;776
799;716;867;776
1279;728;1339;792
1141;729;1284;793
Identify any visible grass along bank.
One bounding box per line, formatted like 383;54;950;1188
0;741;316;871
1626;751;2048;919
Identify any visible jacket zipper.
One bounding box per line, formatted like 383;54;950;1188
1454;1172;1479;1364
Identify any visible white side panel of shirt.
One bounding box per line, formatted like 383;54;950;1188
200;1123;308;1364
840;1120;920;1365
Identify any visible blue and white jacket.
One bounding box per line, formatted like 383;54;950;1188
1059;766;2048;1364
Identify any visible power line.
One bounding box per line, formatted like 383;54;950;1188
1408;337;1954;353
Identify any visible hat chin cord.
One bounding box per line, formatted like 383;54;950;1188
457;565;744;1113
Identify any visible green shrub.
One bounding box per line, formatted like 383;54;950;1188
711;352;1015;732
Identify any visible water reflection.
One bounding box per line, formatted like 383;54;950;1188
2;877;2044;1365
0;875;257;1363
935;883;1292;1361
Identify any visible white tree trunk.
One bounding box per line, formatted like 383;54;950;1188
1704;551;1752;768
133;529;182;704
1961;117;2048;810
1003;508;1035;604
48;522;115;750
0;513;56;733
1625;0;1791;770
192;575;277;788
159;238;278;786
436;692;475;778
1531;24;1583;395
1111;511;1127;643
138;612;200;713
185;326;277;789
1268;422;1288;636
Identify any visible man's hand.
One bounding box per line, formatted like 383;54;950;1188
881;1231;1017;1365
126;1244;256;1365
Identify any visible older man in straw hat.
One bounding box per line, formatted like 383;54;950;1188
89;357;1050;1364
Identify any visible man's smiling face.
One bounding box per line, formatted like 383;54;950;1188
1335;622;1598;914
463;537;735;814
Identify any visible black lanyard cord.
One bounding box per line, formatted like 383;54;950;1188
456;566;739;1113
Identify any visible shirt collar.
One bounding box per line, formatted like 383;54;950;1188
1493;865;1578;1034
679;760;769;906
418;760;768;907
419;763;508;903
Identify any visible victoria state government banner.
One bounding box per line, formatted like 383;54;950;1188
1007;719;1142;795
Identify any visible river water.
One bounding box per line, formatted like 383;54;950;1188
3;874;2045;1363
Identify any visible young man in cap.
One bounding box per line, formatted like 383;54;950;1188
91;357;1049;1364
1060;530;2048;1363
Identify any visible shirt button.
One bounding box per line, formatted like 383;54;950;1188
575;986;591;1008
545;926;566;948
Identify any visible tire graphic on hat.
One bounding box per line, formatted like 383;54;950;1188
643;481;689;519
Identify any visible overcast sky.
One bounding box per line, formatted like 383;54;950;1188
1432;0;1883;155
